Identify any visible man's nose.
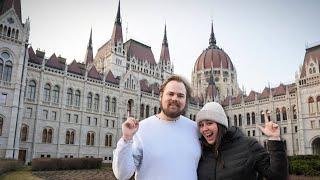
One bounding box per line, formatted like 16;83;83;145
171;94;179;101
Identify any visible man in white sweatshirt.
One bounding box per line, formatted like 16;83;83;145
113;75;201;180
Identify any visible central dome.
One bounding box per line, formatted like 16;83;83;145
194;47;234;72
193;24;234;72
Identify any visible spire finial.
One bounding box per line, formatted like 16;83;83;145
89;28;92;47
209;21;217;48
162;24;168;46
115;0;121;25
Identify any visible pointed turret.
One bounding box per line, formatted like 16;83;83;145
209;22;218;49
84;29;94;65
0;0;21;22
111;0;123;46
159;24;170;63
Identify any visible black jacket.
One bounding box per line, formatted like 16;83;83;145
197;127;288;180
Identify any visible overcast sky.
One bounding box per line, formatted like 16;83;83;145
21;0;320;93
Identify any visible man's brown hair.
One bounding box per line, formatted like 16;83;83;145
159;75;192;103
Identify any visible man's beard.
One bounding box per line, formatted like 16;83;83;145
160;99;186;119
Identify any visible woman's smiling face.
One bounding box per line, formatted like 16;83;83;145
198;120;219;145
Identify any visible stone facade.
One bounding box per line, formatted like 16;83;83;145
0;1;199;163
192;23;320;156
0;1;319;164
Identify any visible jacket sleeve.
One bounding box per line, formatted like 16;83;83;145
251;140;288;180
112;135;143;180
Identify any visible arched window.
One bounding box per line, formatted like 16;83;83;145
282;107;287;121
145;105;150;118
105;96;110;112
238;114;242;126
66;88;73;106
87;92;92;109
42;127;53;144
86;131;95;146
26;80;36;101
0;116;3;136
308;97;315;114
20;124;28;142
251;112;255;124
0;24;3;35
75;90;80;107
7;27;11;37
292;105;297;119
3;60;12;82
317;96;320;113
94;94;99;111
52;85;60;103
234;115;237;127
246;113;250;125
0;59;3;80
276;108;281;121
105;134;113;147
127;99;133;116
11;29;15;38
15;30;19;39
3;26;7;36
266;110;271;121
112;97;116;113
43;83;51;102
154;106;157;115
140;104;145;118
48;128;53;143
65;129;75;144
260;111;265;123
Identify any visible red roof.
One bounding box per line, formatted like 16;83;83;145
105;70;119;85
272;84;286;96
68;60;85;76
232;94;242;105
244;91;257;102
300;44;320;78
87;66;101;80
221;96;231;107
258;87;270;100
125;39;156;65
194;48;234;72
28;47;43;64
45;54;65;70
0;0;21;22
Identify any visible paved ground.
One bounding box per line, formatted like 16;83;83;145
1;166;319;180
31;166;118;180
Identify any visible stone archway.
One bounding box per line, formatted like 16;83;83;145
312;137;320;155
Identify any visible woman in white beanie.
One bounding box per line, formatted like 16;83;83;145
196;102;288;180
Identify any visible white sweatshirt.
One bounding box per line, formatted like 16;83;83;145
113;115;201;180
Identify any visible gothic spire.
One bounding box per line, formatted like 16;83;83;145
159;24;170;63
84;28;94;65
209;22;217;49
0;0;22;22
115;0;121;25
111;0;123;46
162;24;168;46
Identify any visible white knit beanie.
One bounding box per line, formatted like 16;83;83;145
196;102;228;128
